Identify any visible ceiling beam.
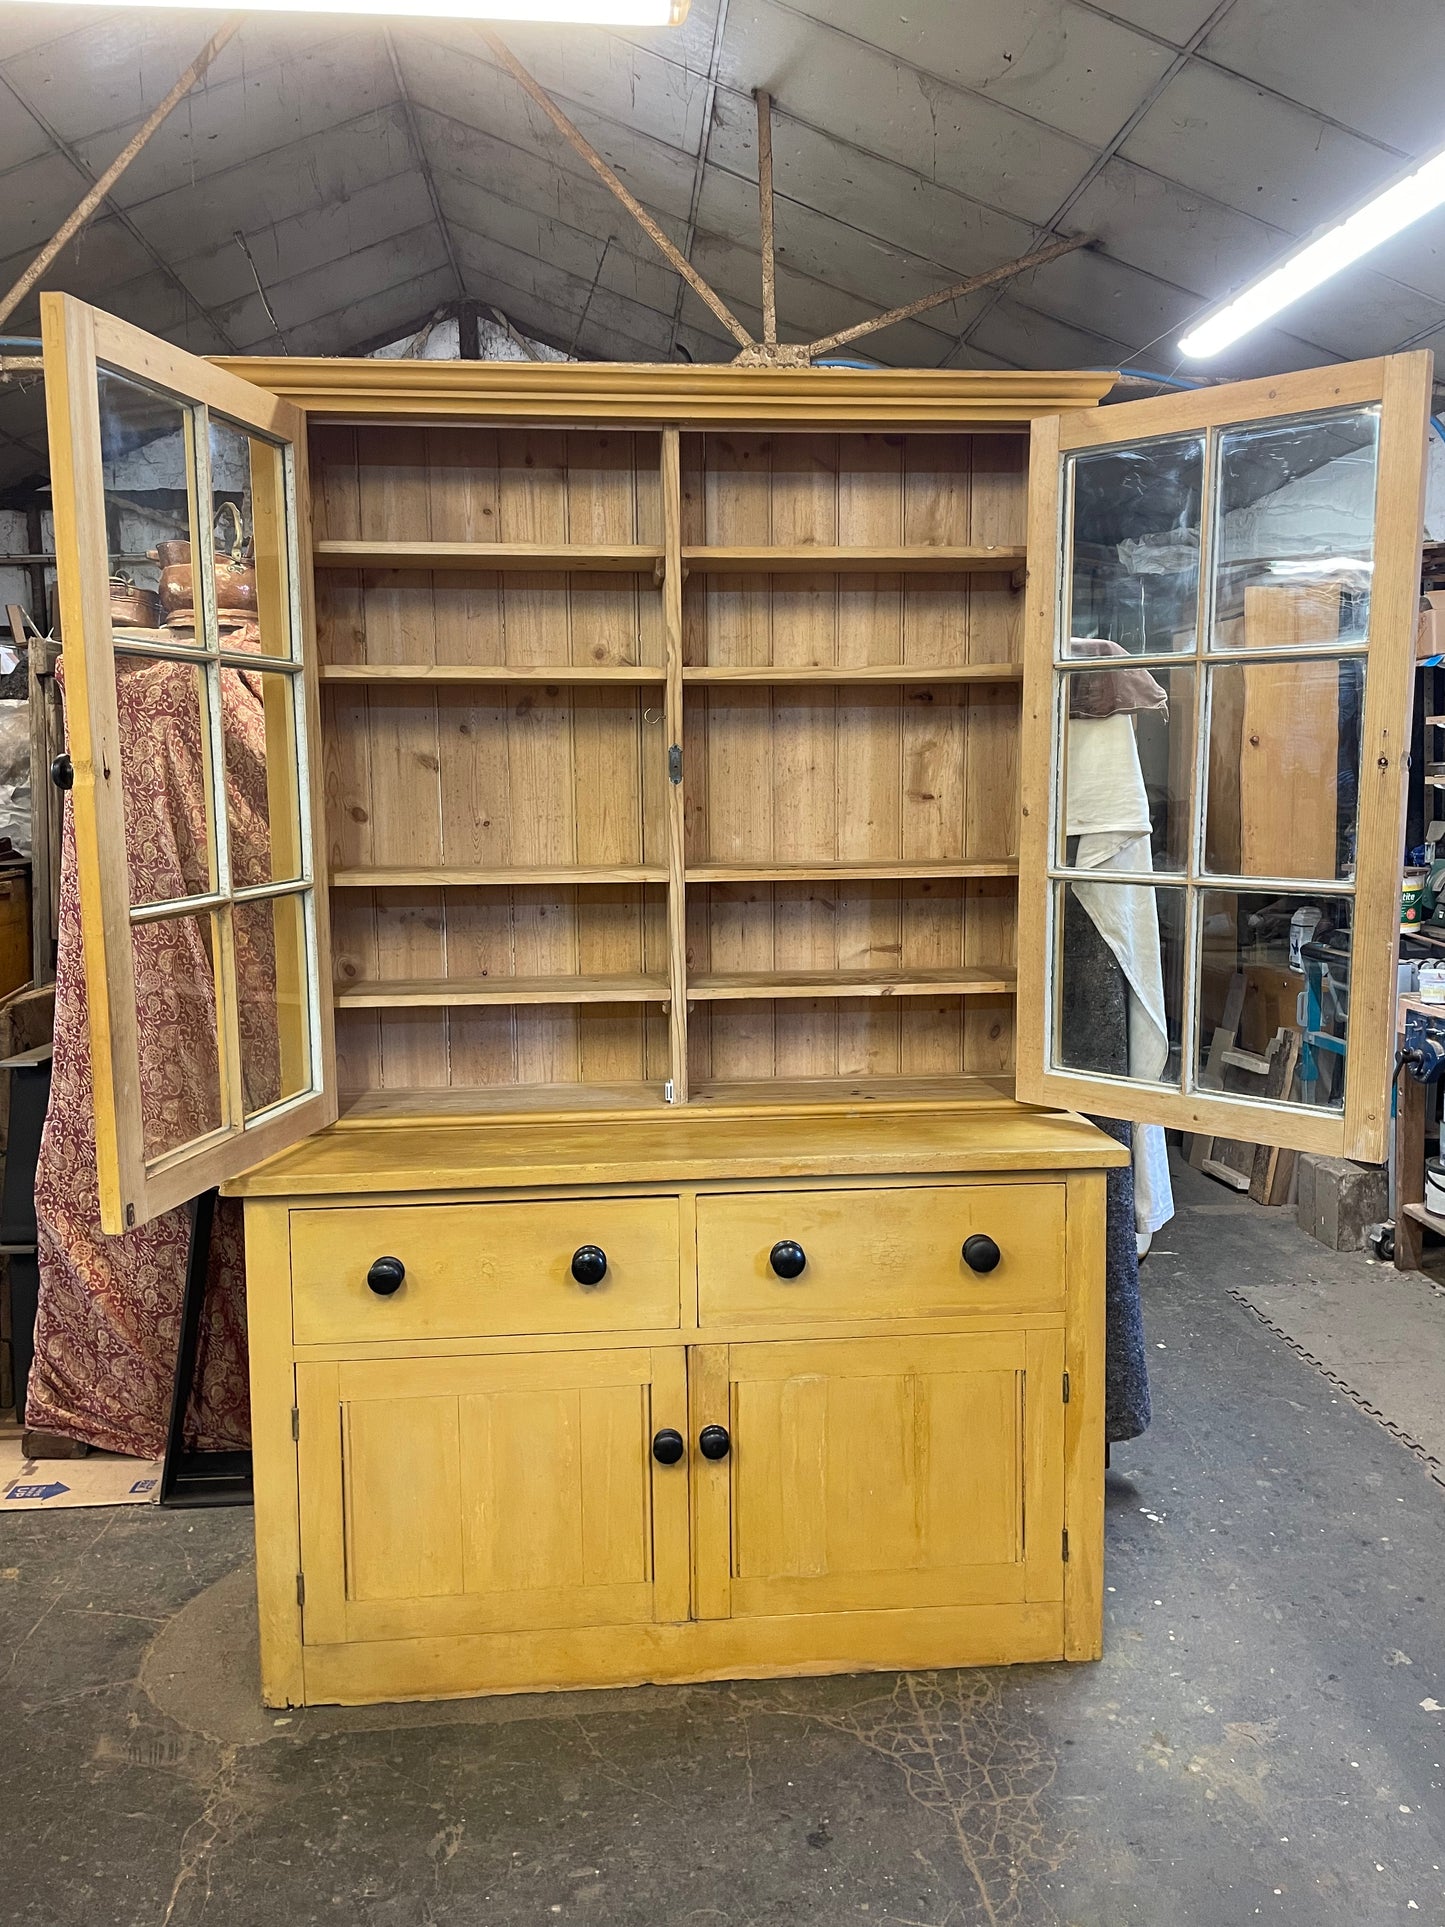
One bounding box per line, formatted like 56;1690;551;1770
0;17;244;341
385;31;466;305
480;28;756;351
668;0;732;357
942;0;1244;367
755;89;778;351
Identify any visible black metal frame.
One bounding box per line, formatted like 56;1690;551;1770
158;1188;252;1508
1;1046;51;1428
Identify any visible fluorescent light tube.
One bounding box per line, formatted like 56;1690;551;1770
11;0;688;17
1179;141;1445;359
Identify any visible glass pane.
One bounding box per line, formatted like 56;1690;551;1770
1197;891;1352;1113
1052;879;1186;1087
222;666;304;889
132;910;224;1162
98;369;201;649
209;417;294;660
1065;436;1203;658
233;893;313;1118
1205;659;1364;881
1209;409;1379;651
115;654;217;907
1058;662;1195;876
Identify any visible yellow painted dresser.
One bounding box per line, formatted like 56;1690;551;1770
36;289;1430;1707
229;1098;1124;1706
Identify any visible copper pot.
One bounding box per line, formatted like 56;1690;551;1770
151;503;256;617
109;573;160;629
156;559;257;615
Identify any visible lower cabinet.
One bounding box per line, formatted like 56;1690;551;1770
691;1331;1065;1621
255;1148;1111;1703
295;1347;691;1645
294;1328;1064;1659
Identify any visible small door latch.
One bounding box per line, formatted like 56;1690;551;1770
668;744;683;784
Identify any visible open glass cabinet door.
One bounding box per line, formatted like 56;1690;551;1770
1017;353;1432;1164
40;294;335;1235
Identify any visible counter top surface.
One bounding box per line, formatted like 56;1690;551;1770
223;1098;1129;1199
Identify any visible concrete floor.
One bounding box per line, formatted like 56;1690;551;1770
8;1163;1445;1926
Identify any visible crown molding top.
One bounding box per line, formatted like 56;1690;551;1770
210;356;1118;428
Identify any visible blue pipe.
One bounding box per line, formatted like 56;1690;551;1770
1431;414;1445;445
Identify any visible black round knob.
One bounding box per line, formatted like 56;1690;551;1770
50;753;74;792
962;1234;1001;1274
698;1424;731;1461
366;1255;405;1296
651;1427;684;1465
571;1245;608;1287
769;1239;806;1279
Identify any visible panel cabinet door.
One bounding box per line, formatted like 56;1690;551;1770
40;293;334;1232
689;1331;1064;1620
296;1348;690;1647
1018;354;1432;1161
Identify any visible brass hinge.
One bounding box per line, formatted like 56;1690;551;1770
296;1571;306;1607
291;1406;300;1442
668;743;683;784
1061;1527;1070;1563
1062;1371;1071;1404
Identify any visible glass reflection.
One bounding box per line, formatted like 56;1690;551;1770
209;417;292;660
1209;409;1379;650
114;655;218;907
1053;880;1185;1088
223;667;304;890
1205;659;1364;881
98;370;196;647
234;893;311;1117
1197;891;1352;1112
1059;660;1194;876
132;910;224;1161
1066;435;1203;657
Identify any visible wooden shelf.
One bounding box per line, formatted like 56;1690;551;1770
689;1073;1015;1109
337;1081;671;1122
330;865;668;889
1403;1201;1445;1236
313;540;664;573
687;860;1018;883
333;1072;1018;1124
682;663;1022;686
681;545;1026;576
689;966;1016;1002
335;973;668;1008
321;663;665;685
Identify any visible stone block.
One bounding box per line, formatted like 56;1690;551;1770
1296;1154;1389;1252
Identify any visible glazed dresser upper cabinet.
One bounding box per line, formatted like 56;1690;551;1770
36;292;1432;1705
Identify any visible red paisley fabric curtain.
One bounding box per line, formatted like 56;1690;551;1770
27;641;279;1455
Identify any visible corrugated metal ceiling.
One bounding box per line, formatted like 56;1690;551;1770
1;0;1444;488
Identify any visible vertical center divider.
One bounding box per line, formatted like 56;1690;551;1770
661;426;690;1101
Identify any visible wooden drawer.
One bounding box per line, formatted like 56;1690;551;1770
695;1183;1065;1324
291;1198;681;1345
